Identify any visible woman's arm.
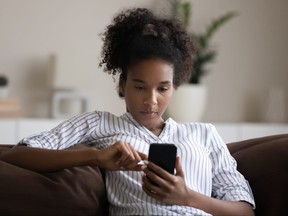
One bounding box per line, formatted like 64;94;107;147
0;145;97;172
186;192;254;216
0;142;147;172
142;157;254;216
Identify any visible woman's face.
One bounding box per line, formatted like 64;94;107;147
121;58;174;130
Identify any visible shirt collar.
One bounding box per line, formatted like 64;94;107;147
120;112;174;141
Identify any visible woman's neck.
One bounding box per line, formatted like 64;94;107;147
146;120;165;136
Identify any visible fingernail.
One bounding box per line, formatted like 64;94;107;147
143;160;149;165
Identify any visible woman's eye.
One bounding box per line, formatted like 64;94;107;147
135;86;145;91
159;87;169;92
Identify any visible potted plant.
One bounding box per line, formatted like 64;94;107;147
0;75;9;99
166;0;237;121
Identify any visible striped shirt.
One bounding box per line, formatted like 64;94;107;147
20;111;255;215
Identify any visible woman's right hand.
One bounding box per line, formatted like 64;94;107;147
93;141;147;171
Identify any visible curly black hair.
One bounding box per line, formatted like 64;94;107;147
99;8;195;97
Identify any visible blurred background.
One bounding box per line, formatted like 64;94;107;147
0;0;288;123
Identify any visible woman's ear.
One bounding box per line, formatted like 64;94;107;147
118;79;125;97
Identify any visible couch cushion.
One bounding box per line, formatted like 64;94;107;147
0;148;108;216
227;134;288;216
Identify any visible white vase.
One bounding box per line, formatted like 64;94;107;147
0;86;9;99
264;86;287;123
166;84;207;122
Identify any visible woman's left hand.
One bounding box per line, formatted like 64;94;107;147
142;157;192;206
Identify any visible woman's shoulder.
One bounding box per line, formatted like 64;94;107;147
70;110;118;119
168;118;216;131
59;110;119;127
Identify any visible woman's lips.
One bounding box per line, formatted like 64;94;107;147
140;110;157;117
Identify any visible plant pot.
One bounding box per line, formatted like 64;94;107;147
166;84;207;122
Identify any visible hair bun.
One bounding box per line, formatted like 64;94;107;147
142;24;158;37
142;24;170;39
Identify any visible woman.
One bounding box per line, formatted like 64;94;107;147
0;8;255;215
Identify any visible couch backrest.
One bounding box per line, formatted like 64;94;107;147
1;134;287;216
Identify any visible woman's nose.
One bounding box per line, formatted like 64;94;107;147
144;91;157;105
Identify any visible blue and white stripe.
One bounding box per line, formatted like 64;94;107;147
20;111;255;215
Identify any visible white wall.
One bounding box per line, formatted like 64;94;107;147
0;0;287;122
193;0;288;122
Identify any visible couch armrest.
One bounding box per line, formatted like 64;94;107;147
0;145;109;216
227;134;288;216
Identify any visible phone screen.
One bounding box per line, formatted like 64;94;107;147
148;143;177;174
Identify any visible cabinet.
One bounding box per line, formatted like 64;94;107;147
17;119;65;142
0;119;287;144
0;118;64;144
213;122;288;143
0;119;17;144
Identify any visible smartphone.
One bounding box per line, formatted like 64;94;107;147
148;143;177;174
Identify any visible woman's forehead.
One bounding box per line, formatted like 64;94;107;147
127;59;173;76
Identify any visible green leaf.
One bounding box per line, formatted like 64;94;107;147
167;0;238;84
181;2;191;29
203;11;238;44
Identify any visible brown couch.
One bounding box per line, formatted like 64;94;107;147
0;134;287;216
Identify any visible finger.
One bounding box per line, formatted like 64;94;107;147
124;152;147;170
129;145;141;162
129;164;146;171
143;165;168;188
142;175;159;193
125;159;147;171
144;161;180;189
117;144;148;170
175;156;184;178
146;161;171;180
142;176;163;198
138;151;148;161
120;146;143;168
142;184;158;197
116;142;135;164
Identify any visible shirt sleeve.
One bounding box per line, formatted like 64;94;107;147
18;111;101;150
207;124;255;208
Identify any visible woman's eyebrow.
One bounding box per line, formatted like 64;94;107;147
132;79;172;85
132;79;145;83
160;81;172;85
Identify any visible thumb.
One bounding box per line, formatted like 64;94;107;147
137;151;148;161
175;156;184;178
